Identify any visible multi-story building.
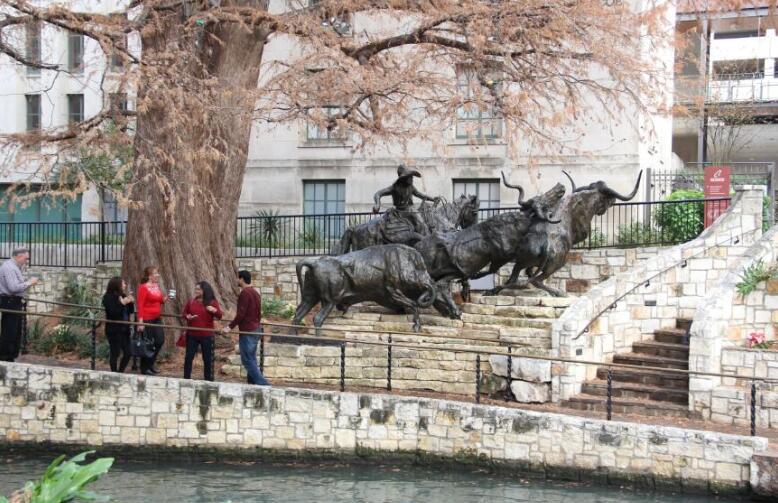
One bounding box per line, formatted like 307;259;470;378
673;3;778;175
0;1;674;228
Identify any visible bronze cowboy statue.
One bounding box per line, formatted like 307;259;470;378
372;164;441;244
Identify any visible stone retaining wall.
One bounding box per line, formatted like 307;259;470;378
0;361;769;494
716;348;778;429
221;341;488;396
690;221;778;424
552;187;764;402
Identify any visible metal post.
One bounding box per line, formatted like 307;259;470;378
475;354;481;404
751;380;757;437
606;368;613;421
387;335;392;391
130;313;138;371
90;316;97;371
27;223;32;267
100;220;106;264
259;333;265;372
63;222;69;269
20;298;28;355
505;347;512;402
210;333;216;382
340;343;346;392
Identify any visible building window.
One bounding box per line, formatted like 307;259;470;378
0;185;82;241
25;94;41;131
713;30;763;39
67;32;84;72
102;190;127;236
712;59;765;80
303;180;345;238
25;21;41;76
305;106;346;142
108;93;128;113
109;16;127;71
453;179;499;220
67;94;84;124
455;68;502;140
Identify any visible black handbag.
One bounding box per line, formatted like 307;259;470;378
131;332;155;359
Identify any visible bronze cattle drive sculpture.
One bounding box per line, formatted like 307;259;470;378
292;244;436;332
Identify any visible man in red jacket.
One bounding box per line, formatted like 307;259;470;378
222;270;269;385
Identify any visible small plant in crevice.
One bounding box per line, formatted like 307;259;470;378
262;296;296;319
736;260;778;297
747;331;770;350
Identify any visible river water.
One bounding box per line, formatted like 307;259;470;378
0;456;744;502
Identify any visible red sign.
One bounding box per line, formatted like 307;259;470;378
704;165;731;228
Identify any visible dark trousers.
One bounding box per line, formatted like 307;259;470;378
140;319;164;372
184;335;214;381
0;296;24;362
106;331;131;372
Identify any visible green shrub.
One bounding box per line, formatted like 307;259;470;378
0;451;113;503
249;209;282;248
616;222;656;246
653;189;704;242
262;296;296;319
298;222;326;249
61;273;102;327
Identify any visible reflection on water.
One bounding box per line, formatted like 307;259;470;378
0;456;744;503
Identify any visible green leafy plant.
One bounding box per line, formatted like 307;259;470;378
736;260;778;297
249;209;282;248
616;222;656;246
61;274;102;327
0;451;113;503
653;189;704;243
262;296;296;319
298;221;326;249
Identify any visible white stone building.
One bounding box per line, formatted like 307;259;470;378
0;0;675;225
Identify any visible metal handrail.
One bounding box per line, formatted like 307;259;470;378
571;228;759;340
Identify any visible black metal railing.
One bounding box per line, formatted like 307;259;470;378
0;198;734;267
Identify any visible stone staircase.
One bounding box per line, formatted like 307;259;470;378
322;289;574;353
222;289;574;395
562;319;694;418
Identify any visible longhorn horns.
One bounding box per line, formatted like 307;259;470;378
501;171;524;204
600;170;643;201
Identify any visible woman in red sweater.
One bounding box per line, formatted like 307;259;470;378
136;266;170;375
182;281;222;381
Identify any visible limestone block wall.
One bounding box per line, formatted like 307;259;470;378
0;362;768;493
717;348;778;429
552;187;764;402
22;264;119;314
689;224;778;425
222;342;486;396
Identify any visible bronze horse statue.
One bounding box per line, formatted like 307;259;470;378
330;195;480;255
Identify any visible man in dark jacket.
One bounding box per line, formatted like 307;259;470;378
222;270;269;385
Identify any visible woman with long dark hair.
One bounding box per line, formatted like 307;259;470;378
182;280;222;381
136;266;171;375
102;276;134;372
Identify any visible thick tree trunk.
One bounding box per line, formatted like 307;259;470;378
122;3;269;310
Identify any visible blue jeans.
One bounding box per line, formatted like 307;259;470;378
239;331;269;386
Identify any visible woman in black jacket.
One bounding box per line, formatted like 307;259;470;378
102;276;135;372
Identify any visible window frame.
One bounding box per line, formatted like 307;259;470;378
25;21;41;76
303;105;348;144
302;179;346;239
67;94;84;124
67;31;84;73
454;67;503;141
453;178;500;220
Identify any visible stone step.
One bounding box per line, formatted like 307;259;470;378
462;303;559;319
612;353;689;370
596;366;689;389
460;313;553;329
581;379;689;405
677;318;693;332
653;328;687;345
474;294;573;308
562;394;691;418
632;341;690;360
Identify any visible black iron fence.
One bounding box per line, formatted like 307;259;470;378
0;198;733;267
